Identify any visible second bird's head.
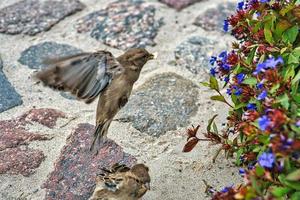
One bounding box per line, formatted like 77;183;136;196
120;48;156;70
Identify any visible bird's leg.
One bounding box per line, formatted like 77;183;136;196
89;134;108;155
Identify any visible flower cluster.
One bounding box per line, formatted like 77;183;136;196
185;0;300;199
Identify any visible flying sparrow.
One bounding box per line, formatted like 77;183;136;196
35;48;155;151
89;163;151;200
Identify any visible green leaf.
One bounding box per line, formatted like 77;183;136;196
200;82;210;87
279;175;300;190
255;166;265;177
234;103;247;110
288;53;300;64
292;70;300;85
212;122;218;134
292;94;300;103
283;26;299;44
270;84;280;94
291;192;300;200
287;169;300;181
207;114;218;133
277;94;290;110
264;27;273;44
246;47;257;65
271;187;292;197
243;77;257;85
209;76;219;91
210;95;226;103
284;65;295;81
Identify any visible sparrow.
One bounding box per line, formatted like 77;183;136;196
35;48;155;151
89;163;151;200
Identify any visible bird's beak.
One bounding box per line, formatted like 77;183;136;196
144;182;151;190
148;52;158;60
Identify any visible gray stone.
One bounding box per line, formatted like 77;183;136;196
117;73;198;137
18;41;82;69
159;0;202;10
194;2;236;32
174;36;217;74
76;0;163;50
0;0;85;35
0;58;23;113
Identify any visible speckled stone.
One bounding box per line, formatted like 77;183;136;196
76;0;163;50
174;36;217;74
194;2;236;32
159;0;202;10
0;108;65;176
0;0;85;35
42;123;136;200
18;41;82;69
117;73;198;137
0;58;23;113
19;108;66;128
0;147;45;177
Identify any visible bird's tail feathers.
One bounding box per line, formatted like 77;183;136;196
90;120;111;152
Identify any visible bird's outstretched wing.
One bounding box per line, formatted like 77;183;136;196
35;51;124;103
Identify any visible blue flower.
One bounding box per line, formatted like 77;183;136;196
219;51;227;58
258;115;270;131
233;86;242;95
260;0;270;3
223;20;229;32
257;90;267;100
236;73;245;84
256;81;264;89
221;64;230;71
258;152;275;168
226;88;232;95
210;67;217;76
210;56;217;65
224;76;230;83
237;1;244;10
254;57;284;75
220;184;234;193
246;103;256;110
239;168;245;175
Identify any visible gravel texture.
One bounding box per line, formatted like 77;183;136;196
159;0;202;10
76;0;163;50
174;36;217;74
0;0;85;35
118;73;198;137
194;2;236;32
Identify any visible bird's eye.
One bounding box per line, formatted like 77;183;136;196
115;178;123;182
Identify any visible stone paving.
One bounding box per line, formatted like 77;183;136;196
0;0;240;199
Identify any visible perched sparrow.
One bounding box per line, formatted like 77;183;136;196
89;163;151;200
35;48;155;151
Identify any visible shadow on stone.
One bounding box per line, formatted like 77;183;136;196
42;123;136;200
159;0;202;10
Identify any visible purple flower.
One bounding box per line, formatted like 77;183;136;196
246;103;256;110
210;68;217;76
237;1;244;10
296;120;300;127
258;115;270;131
224;76;230;83
221;64;230;71
233;86;242;95
223;20;229;32
256;81;264;89
236;73;245;84
220;184;234;193
258;152;275;168
239;168;246;175
210;56;217;65
226;88;232;95
260;0;270;3
257;90;267;100
254;57;284;75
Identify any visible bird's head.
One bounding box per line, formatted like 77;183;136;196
121;48;156;70
131;164;151;190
